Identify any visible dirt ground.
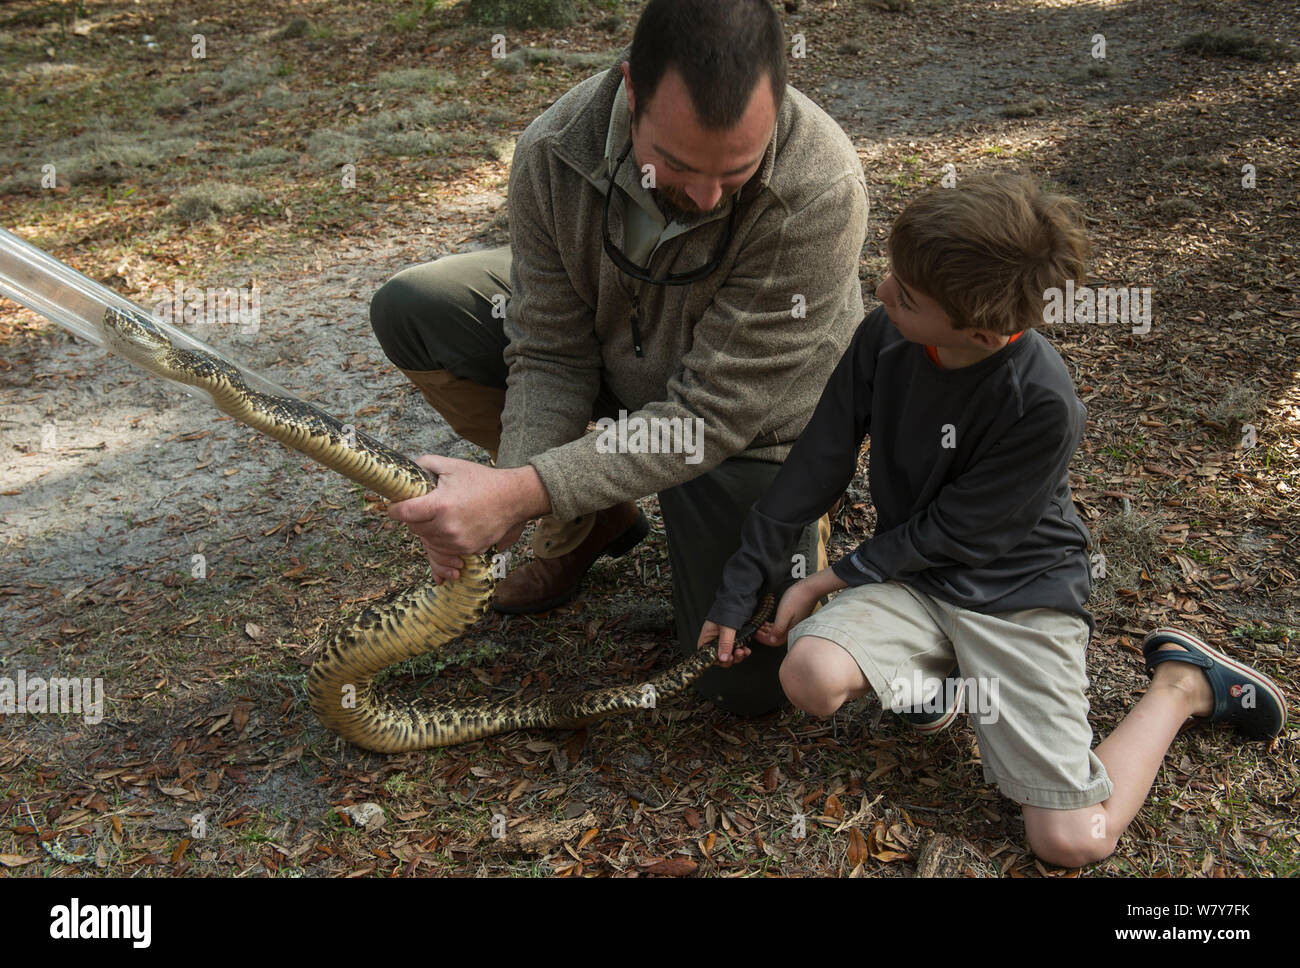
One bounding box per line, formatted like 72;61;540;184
0;0;1297;878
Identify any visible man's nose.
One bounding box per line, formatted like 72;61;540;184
686;181;723;212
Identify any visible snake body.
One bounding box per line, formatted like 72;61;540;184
101;305;772;751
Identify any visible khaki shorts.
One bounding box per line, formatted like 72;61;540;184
789;581;1112;810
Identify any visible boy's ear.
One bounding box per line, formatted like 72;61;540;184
964;328;1005;349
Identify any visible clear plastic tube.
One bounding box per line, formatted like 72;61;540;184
0;225;290;399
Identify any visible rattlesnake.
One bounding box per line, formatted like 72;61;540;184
101;305;772;751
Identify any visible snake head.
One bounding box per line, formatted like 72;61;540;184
102;305;171;358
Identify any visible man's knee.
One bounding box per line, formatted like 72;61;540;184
371;254;508;373
370;268;445;369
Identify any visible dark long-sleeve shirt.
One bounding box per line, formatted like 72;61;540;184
707;305;1094;636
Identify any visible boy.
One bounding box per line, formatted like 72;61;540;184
698;173;1286;869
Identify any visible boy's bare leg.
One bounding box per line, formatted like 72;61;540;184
781;636;872;717
785;634;1224;870
1022;643;1214;868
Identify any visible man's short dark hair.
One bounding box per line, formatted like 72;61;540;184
628;0;787;129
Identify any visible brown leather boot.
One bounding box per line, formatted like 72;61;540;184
491;502;649;614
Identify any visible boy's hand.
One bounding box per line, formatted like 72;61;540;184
756;567;850;646
755;579;820;647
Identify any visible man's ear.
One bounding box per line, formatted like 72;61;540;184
621;61;636;118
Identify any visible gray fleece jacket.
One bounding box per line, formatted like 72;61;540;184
497;60;870;522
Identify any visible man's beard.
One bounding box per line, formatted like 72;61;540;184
652;184;729;225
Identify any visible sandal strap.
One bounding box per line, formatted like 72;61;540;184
1143;646;1213;679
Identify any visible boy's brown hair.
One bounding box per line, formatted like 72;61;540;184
887;172;1091;334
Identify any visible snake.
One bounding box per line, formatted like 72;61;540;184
100;305;774;752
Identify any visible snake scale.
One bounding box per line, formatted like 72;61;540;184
101;305;774;752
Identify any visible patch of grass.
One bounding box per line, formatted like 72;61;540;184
493;46;618;73
1001;97;1049;118
373;68;450;91
261;85;305;110
350;102;471;138
888;154;926;188
168;181;266;222
1178;29;1291;63
30;129;195;185
1208;386;1262;432
310;103;481;160
1;2;85;28
1229;623;1296;644
373;130;448;157
231;146;297;169
273;19;311;42
465;0;581;29
1160;153;1234;172
149;83;194;114
1089;505;1165;612
220;63;279;94
305;130;365;170
1100;435;1145;461
387;0;451;31
1158;197;1197;221
383;772;412;795
1181;543;1224;566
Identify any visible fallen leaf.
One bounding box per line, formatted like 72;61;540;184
0;854;37;867
824;794;844;821
847;826;867;866
642;857;698;877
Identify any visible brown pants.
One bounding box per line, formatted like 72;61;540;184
370;247;829;716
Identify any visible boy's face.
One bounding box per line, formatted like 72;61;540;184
875;269;963;346
876;268;1012;367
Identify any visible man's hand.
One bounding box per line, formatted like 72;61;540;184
387;456;550;583
698;620;748;667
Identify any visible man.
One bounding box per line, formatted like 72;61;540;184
372;0;868;715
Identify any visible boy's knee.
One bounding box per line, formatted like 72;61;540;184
780;641;845;718
1023;807;1118;869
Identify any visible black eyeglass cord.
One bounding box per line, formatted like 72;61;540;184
630;292;643;358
